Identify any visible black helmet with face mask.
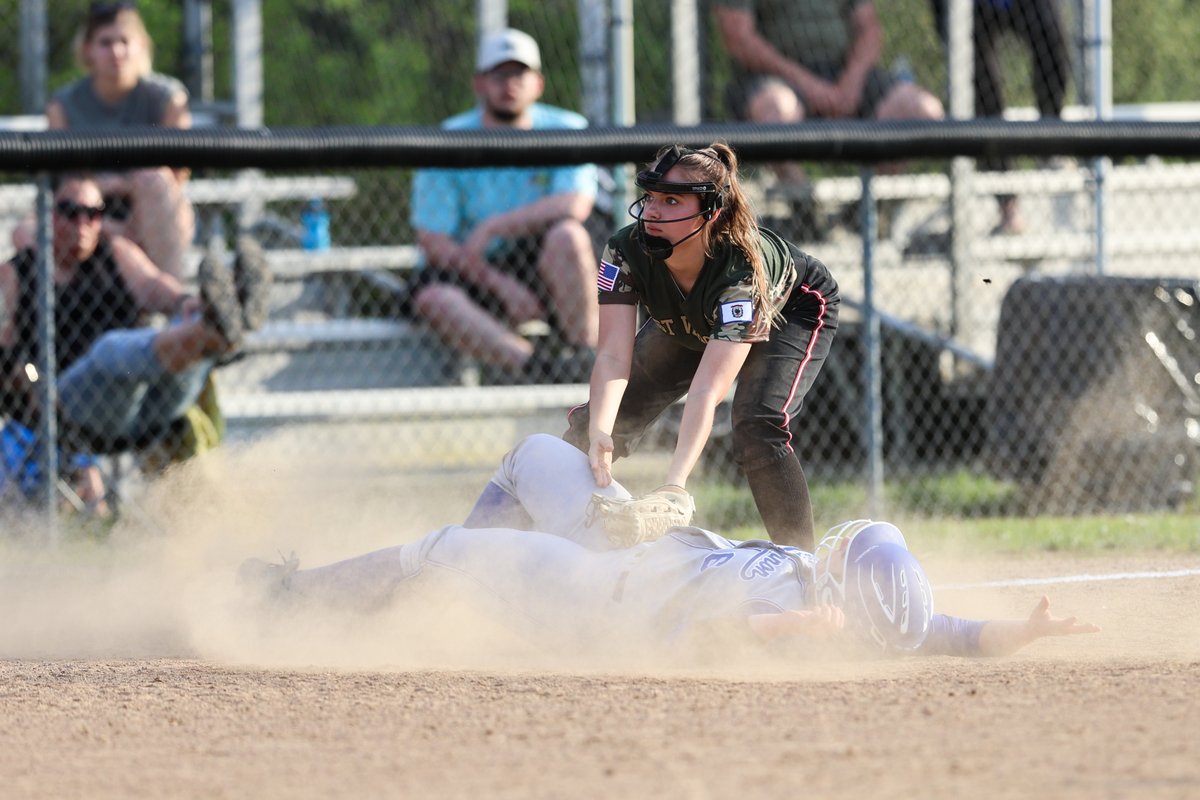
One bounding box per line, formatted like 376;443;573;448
629;145;727;259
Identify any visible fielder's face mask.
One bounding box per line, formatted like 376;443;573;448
628;145;726;259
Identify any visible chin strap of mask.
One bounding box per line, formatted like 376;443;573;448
630;206;709;259
630;145;727;259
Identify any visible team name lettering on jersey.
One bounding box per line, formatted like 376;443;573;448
679;316;700;339
655;316;710;344
700;551;736;571
720;300;753;324
740;549;790;580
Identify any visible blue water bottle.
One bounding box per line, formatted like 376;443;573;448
301;197;331;251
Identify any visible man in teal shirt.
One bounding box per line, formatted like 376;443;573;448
410;29;599;383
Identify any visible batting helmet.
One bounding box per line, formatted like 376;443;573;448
814;519;908;581
813;520;933;653
840;541;934;653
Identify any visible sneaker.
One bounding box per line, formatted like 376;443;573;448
237;552;300;600
233;234;272;331
198;245;244;349
521;336;566;385
764;181;825;243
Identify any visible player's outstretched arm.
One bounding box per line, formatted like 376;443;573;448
975;595;1101;657
748;605;845;642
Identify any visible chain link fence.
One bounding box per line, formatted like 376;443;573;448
1;1;1197;533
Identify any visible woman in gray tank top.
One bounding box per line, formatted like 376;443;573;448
45;2;195;280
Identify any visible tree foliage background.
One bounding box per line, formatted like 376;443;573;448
3;0;1199;125
3;0;1198;246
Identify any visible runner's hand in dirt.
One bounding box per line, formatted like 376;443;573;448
749;605;846;642
1023;595;1102;641
977;595;1101;657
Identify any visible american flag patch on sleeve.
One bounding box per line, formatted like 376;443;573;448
597;260;620;292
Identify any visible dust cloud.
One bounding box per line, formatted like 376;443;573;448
1;431;1197;674
0;431;486;668
0;432;681;673
919;544;1200;663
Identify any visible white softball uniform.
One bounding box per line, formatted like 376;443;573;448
281;434;814;648
482;433;632;549
272;433;986;657
284;524;814;650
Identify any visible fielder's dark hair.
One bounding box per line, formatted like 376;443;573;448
661;142;778;332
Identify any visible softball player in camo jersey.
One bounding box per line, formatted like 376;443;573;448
563;142;840;552
241;434;1099;659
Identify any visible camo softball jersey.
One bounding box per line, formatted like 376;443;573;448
597;223;809;351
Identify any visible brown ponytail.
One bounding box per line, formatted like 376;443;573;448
673;142;780;332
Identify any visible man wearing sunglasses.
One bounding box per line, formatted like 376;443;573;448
0;174;267;516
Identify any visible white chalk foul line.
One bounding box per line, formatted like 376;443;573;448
936;566;1200;591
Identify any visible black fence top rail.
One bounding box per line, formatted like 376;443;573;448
1;120;1198;172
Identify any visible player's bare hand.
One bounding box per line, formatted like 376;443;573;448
748;605;845;642
790;604;846;639
1024;595;1101;642
588;433;615;487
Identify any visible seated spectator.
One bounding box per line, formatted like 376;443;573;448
713;0;945;186
930;0;1072;234
0;175;268;517
409;28;600;384
18;2;196;280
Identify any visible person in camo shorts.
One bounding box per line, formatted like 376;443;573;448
563;143;840;552
240;434;1099;661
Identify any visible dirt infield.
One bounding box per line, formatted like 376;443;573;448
1;450;1198;799
4;558;1197;800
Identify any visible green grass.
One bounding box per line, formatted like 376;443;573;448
693;469;1200;554
891;469;1022;517
4;467;1196;562
906;513;1200;554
